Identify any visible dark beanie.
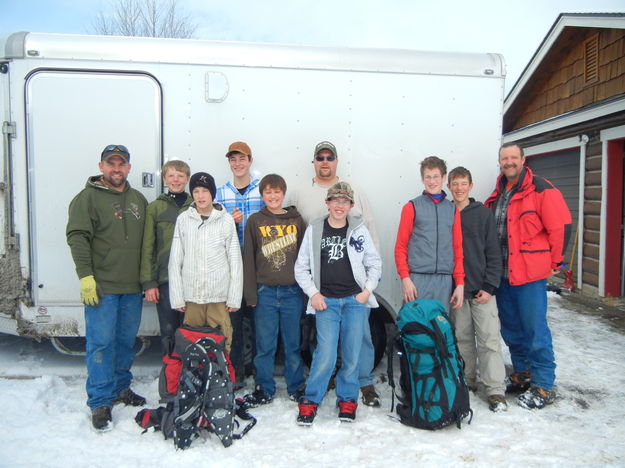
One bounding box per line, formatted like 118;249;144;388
189;172;216;200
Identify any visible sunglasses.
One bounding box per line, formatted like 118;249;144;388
315;155;336;162
103;144;129;153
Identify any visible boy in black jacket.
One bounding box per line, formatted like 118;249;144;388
448;167;508;412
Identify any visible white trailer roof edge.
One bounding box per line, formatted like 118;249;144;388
2;31;505;79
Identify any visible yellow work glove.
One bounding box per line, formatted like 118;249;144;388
80;275;99;306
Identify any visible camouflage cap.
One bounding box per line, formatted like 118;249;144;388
325;181;354;203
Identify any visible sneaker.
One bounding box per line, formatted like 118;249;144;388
297;398;318;426
487;394;509;413
338;400;358;422
91;406;113;432
518;387;556;410
243;385;273;407
505;371;531;394
113;388;146;407
360;384;380;407
289;388;305;402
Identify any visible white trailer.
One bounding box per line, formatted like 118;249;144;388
0;32;505;358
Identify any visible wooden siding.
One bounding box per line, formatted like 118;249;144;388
582;139;602;288
504;27;625;132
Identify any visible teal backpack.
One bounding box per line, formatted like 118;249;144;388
387;299;472;430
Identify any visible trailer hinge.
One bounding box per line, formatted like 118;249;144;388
2;121;16;137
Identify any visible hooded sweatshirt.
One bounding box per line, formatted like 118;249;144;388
66;175;147;294
243;206;306;305
458;198;502;299
294;214;382;314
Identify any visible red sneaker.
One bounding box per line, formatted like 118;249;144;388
338;400;358;422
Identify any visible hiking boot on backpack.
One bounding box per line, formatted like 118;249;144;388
297;398;318;426
243;385;273;407
113;388;146;407
487;394;508;413
505;371;531;394
338;400;358;422
360;384;380;407
91;406;113;432
518;386;556;410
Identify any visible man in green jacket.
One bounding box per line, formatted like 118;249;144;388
66;145;148;432
140;160;192;355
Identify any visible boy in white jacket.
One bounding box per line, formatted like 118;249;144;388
168;172;243;353
294;182;382;425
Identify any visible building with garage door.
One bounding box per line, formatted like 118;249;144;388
502;13;625;298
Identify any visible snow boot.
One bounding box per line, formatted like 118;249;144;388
360;385;380;407
113;388;146;407
487;394;508;412
505;371;531;394
289;388;305;402
518;387;556;410
92;406;113;432
243;385;273;407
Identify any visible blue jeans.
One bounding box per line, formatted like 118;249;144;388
304;296;367;404
496;278;556;389
84;293;143;409
358;308;375;387
253;284;305;396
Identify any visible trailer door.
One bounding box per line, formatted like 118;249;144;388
25;70;162;305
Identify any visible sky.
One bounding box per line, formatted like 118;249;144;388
2;0;624;94
2;292;625;466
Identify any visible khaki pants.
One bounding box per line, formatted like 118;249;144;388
183;302;233;353
450;298;506;396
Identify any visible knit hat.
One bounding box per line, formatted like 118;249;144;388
189;172;216;200
326;181;354;203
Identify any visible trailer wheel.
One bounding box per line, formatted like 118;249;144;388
50;336;151;357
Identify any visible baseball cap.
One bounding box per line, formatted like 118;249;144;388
226;141;252;158
314;141;337;158
101;144;130;163
326;181;354;203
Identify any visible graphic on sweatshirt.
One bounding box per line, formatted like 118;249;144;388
321;235;347;263
258;223;299;270
112;202;142;220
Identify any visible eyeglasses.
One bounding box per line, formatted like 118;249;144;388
329;198;351;206
315;155;336;162
103;144;129;153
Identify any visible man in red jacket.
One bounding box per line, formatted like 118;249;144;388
485;143;571;410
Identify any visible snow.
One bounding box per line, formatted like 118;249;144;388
1;293;625;467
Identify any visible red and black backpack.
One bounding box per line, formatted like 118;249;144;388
136;324;255;449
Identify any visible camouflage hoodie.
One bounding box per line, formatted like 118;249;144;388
66;176;147;295
140;192;192;290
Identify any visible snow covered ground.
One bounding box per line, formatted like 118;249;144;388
1;292;625;467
